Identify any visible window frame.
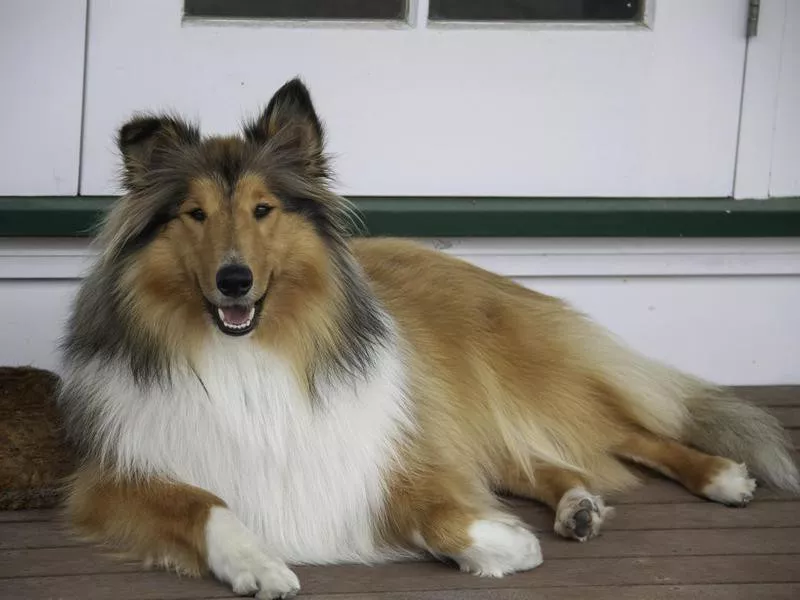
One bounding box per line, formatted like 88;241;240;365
183;0;410;22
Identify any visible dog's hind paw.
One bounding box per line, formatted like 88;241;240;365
702;461;756;507
554;488;613;542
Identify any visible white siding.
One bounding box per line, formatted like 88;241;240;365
2;238;799;385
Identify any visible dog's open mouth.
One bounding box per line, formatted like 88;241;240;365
217;305;255;332
205;293;267;337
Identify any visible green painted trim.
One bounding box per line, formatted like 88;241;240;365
1;196;799;238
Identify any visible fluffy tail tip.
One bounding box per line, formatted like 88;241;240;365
687;389;800;494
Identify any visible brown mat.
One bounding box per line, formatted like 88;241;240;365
0;366;73;510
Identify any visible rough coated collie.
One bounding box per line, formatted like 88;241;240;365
59;78;799;599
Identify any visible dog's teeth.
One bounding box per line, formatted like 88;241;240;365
215;306;255;331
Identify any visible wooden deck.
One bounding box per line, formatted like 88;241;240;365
1;387;798;600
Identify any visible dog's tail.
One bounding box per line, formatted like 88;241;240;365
578;318;799;492
684;387;799;492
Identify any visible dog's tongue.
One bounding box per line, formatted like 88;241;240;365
220;306;251;325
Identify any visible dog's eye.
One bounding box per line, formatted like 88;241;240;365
188;208;207;222
253;204;272;220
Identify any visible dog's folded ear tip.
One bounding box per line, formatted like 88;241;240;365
118;116;164;148
116;115;200;192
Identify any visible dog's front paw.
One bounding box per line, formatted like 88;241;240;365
229;558;300;600
206;507;300;599
454;518;543;577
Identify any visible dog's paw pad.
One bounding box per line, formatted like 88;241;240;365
554;489;612;542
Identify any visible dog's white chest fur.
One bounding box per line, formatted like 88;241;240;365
92;338;410;565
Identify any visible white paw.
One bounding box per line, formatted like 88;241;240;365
554;488;613;542
702;462;757;507
206;507;300;599
226;558;299;600
455;518;543;578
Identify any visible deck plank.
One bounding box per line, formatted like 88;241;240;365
302;584;800;600
3;579;800;600
2;555;797;599
769;407;800;428
511;501;800;531
1;527;799;574
289;555;800;594
0;571;231;600
0;509;56;523
733;386;800;407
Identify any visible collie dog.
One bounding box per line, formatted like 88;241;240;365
59;79;798;599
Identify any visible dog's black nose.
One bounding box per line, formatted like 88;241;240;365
216;265;253;298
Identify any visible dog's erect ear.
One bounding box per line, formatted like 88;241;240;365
117;115;199;191
245;78;327;176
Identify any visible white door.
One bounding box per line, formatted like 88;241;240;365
81;0;749;198
0;0;86;195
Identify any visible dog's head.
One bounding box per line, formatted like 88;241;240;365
104;79;351;341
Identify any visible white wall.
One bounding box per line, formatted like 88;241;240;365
2;238;799;386
0;0;86;195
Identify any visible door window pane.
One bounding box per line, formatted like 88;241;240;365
429;0;641;22
185;0;408;21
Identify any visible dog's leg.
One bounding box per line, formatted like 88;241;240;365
414;505;543;578
390;470;542;578
66;465;300;599
501;465;613;542
615;431;756;506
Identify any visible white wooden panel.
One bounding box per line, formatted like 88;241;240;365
3;275;797;385
1;238;799;385
733;0;787;199
6;237;800;280
0;0;86;195
0;280;77;371
769;0;800;197
524;276;800;386
81;0;747;197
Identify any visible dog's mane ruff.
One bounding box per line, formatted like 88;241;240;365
252;167;389;393
57;242;175;460
62;161;190;390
